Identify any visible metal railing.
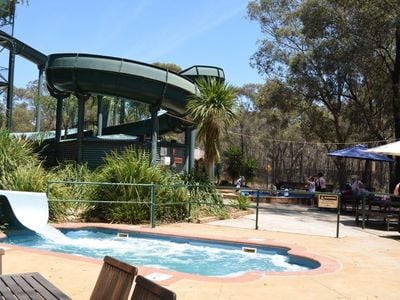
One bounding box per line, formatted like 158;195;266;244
46;181;342;236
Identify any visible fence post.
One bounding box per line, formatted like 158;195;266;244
188;186;192;221
150;183;156;228
361;194;366;229
255;189;260;230
46;181;50;198
336;192;341;238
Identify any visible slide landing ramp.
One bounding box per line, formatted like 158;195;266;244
0;190;49;232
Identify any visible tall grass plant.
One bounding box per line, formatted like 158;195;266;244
90;148;189;224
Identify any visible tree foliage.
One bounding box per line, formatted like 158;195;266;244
247;0;400;185
222;146;243;183
186;78;238;177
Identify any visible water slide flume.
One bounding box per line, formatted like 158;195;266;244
48;54;200;117
0;190;66;240
0;190;48;231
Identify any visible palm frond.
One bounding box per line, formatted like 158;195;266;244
186;78;238;169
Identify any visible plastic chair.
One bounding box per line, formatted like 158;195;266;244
131;275;176;300
90;256;138;300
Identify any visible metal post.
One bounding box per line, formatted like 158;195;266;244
255;189;260;230
76;94;88;163
189;128;196;171
188;190;192;221
55;95;64;161
150;184;156;228
46;182;50;198
362;195;366;229
35;67;44;132
150;106;159;166
184;127;190;173
336;193;341;238
119;98;125;124
97;95;103;136
6;40;15;130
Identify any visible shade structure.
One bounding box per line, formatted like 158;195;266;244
365;141;400;157
327;144;393;162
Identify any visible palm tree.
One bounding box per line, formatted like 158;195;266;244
186;78;237;178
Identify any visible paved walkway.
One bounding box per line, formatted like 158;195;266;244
209;203;400;238
1;205;400;299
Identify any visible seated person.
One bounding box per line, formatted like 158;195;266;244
351;177;368;199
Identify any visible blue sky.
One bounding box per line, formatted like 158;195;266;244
10;0;264;88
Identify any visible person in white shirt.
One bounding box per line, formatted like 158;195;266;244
307;176;316;193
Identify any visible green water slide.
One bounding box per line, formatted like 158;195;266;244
0;30;46;66
45;53;225;167
46;53;224;117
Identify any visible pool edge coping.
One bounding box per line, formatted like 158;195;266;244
0;222;341;284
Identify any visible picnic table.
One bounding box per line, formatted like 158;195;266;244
355;195;400;231
0;272;71;300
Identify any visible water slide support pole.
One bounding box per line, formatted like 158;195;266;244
150;106;159;166
35;67;44;132
184;126;194;173
76;94;89;163
97;95;103;136
6;40;15;130
189;128;196;171
55;95;64;162
119;98;125;124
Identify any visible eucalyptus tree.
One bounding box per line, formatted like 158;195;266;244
235;84;260;157
17;80;58;132
255;79;312;183
186;78;237;178
248;0;397;185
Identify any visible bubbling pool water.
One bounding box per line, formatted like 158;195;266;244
3;228;317;276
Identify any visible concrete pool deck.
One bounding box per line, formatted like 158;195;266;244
1;217;400;299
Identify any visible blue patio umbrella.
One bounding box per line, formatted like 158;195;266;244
327;144;393;162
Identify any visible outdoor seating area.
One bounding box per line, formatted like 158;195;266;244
0;253;176;300
355;195;400;231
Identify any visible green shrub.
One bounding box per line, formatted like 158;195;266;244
180;171;226;220
242;158;258;184
90;148;189;224
231;195;250;210
48;162;95;222
0;131;43;189
2;161;49;192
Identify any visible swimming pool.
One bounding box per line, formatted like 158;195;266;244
1;227;320;277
